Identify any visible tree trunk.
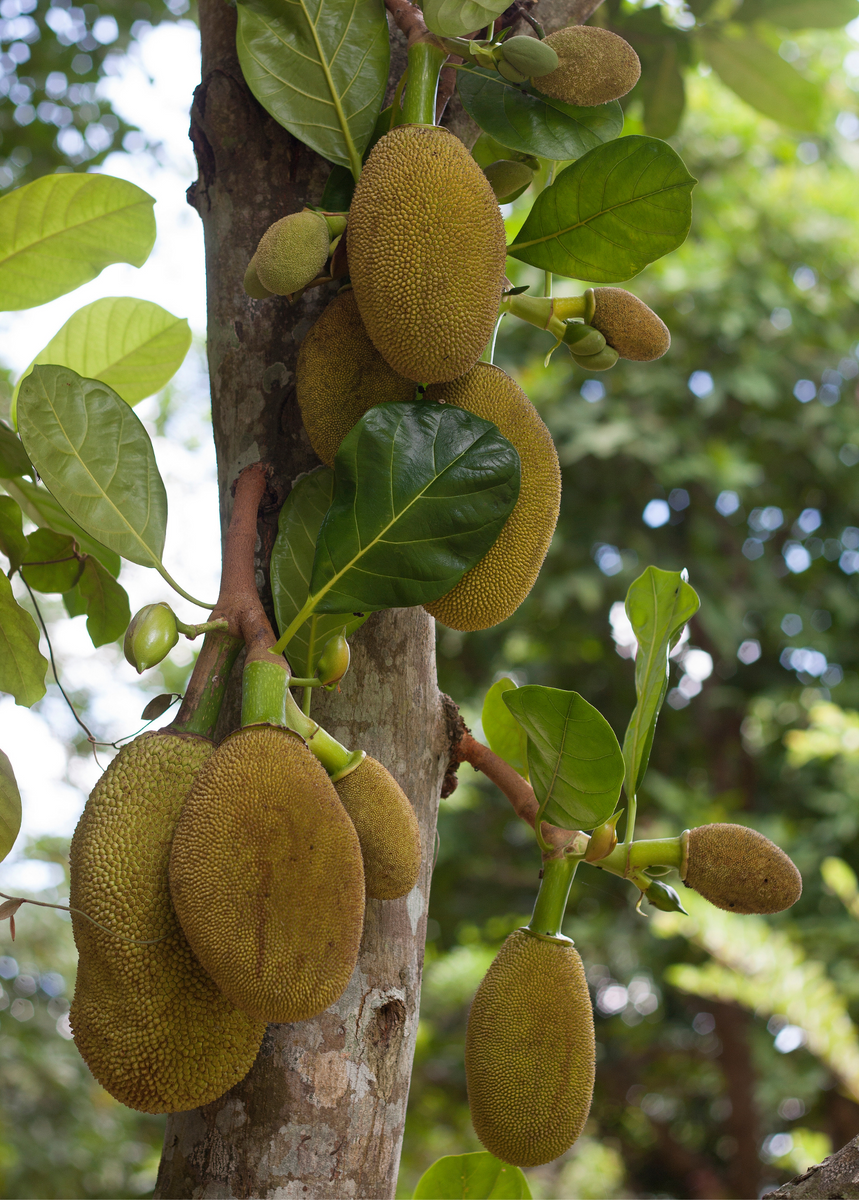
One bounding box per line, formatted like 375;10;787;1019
154;2;450;1194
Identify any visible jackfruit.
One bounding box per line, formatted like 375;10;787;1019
296;290;415;465
123;602;179;673
500;35;559;79
465;929;595;1167
535;27;641;107
69;732;266;1114
590;287;670;361
423;364;560;631
248;210;331;297
682;823;802;914
333;756;421;900
483;159;535;203
347;125;508;383
169;725;365;1023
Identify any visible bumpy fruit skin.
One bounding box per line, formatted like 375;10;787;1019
424;364;560;631
347;125;507;383
251;210;331;296
334;756;422;900
683;823;802;914
591;287;670;362
169;725;365;1024
465;929;595;1167
69;732;265;1114
296;290;415;465
535;27;641;106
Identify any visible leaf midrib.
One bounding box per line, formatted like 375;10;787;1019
0;192;149;275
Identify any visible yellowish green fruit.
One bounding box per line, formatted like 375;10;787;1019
250;209;331;297
535;26;641;106
681;823;802;914
69;732;266;1114
169;725;365;1023
296;290;415;465
123;602;179;673
334;756;421;900
465;929;595;1167
590;287;670;361
483;159;535;203
348;125;508;383
424;364;561;631
243;260;274;299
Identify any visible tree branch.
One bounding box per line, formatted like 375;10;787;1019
763;1136;859;1198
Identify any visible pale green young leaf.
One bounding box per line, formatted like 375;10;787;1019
413;1151;532;1199
0;748;22;864
0;573;48;707
481;677;528;778
423;0;512;39
3;477;121;577
699;31;822;131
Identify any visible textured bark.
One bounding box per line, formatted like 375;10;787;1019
154;1;449;1195
763;1136;859;1199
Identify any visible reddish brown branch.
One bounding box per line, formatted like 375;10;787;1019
384;0;433;47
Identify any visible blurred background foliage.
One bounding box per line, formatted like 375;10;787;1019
1;0;859;1197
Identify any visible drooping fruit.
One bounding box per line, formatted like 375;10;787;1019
347;125;508;383
500;34;559;79
169;725;365;1023
423;364;560;631
681;823;802;914
334;755;421;900
248;210;331;297
296;289;415;465
535;26;641;106
69;732;266;1114
465;929;595;1167
590;287;670;361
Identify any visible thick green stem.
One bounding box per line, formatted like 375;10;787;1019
242;657;289;727
402;41;447;125
527;855;579;939
169;628;242;739
596;835;684;880
282;688;364;779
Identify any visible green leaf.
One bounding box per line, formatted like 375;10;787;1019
0;173;156;312
0;573;48;707
0;421;32;480
13;297;191;419
3;477;121;577
457;67;623;162
271;468;368;675
73;556;131;647
0;496;27;573
236;0;390;179
481;677;528;778
0;748;21;864
699;31;822;131
621;566;700;796
423;0;514;38
17;365;168;571
507;136;696;282
308;402;521;616
20;529;82;593
640;41;686;139
414;1152;532;1200
736;0;858;28
504;685;624;829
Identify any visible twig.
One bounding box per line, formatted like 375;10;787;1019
0;891;168;946
384;0;434;47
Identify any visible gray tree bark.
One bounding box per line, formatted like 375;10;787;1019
763;1136;859;1199
153;1;451;1194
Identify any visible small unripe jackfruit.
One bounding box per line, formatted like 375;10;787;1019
424;364;560;631
249;210;331;297
465;929;595;1167
682;823;802;914
243;261;274;300
169;725;365;1024
483;159;535;203
334;756;421;900
296;290;416;465
590;287;670;361
123;602;179;673
69;732;265;1114
348;125;507;383
500;35;559;79
535;26;641;107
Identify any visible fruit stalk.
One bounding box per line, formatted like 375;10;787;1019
402;40;449;125
528;855;579;939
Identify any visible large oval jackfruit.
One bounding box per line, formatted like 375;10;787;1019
465;929;595;1167
347;125;508;384
682;823;802;914
334;755;422;900
169;725;365;1024
297;290;416;465
535;27;641;106
424;364;560;631
69;732;266;1114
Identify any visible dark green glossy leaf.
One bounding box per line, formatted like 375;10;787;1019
622;566;700;796
73;556;131;647
319;167;356;212
504;685;624;829
309;402;521;614
0;748;21;865
271;468;368;675
20;529;81;593
424;0;515;38
457;67;623;161
0;573;48;707
0;497;27;573
699;31;821;131
735;0;858;28
481;677;528;778
3;477;120;578
0;421;32;480
508;135;696;282
141;693;179;721
413;1152;532;1200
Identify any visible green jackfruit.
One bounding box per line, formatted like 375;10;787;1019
682;823;802;914
465;929;595;1167
334;756;421;900
249;210;331;297
169;725;365;1024
424;364;560;631
535;27;641;106
296;290;416;465
590;287;670;361
69;732;265;1114
348;125;508;383
123;602;179;673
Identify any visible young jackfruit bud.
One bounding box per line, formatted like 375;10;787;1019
644;879;688;914
497;59;529;84
483;159;535;203
563;322;607;357
500;35;560;79
124;603;179;674
590;287;671;361
681;824;802;914
248;209;331;297
316;630;350;686
570;345;619;372
242;261;274;300
535;26;641;107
